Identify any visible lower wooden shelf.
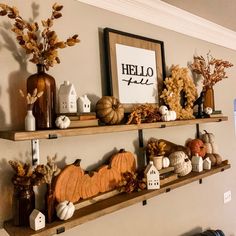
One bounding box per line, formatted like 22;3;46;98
4;161;230;236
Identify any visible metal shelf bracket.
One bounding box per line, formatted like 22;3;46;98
31;139;40;166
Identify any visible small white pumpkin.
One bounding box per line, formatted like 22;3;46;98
162;157;170;168
159;105;176;121
204;107;213;115
55;115;71;129
201;130;215;143
56;200;75;220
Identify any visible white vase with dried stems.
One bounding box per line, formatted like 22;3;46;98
20;89;43;131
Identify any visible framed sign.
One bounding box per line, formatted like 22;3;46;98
104;28;166;111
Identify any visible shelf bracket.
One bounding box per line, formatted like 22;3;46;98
56;227;65;234
31;139;40;166
196;124;200;138
199;179;203;184
138;129;147;167
142;200;147;206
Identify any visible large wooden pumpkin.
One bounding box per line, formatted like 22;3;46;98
110;149;136;175
97;165;121;193
54;159;84;203
78;172;100;199
95;96;124;125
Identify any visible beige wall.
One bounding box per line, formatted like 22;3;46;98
0;1;236;235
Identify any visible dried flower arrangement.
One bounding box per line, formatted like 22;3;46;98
19;88;43;110
9;160;46;186
190;52;233;88
0;3;80;70
146;138;166;157
126;104;161;125
118;172;146;193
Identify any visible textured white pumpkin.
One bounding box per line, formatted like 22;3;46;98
55;116;71;129
201;130;215;143
56;201;75;220
162;157;170;168
159;105;176;121
169;151;192;176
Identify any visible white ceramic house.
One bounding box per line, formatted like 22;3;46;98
191;154;203;172
77;94;91;113
58;81;77;114
29;209;45;231
203;157;211;170
144;161;160;190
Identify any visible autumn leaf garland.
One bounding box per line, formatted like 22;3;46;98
0;3;80;70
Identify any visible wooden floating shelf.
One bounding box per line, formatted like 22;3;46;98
0;116;227;141
4;161;230;236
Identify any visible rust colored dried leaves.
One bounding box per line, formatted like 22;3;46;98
190;52;233;88
9;160;46;186
146;138;166;157
0;3;80;70
126;104;161;125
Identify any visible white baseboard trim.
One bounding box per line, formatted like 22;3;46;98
77;0;236;51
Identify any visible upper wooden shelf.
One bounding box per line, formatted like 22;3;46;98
0;116;228;141
4;160;230;236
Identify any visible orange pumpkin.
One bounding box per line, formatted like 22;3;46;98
110;149;136;174
187;139;206;158
54;159;84;203
78;172;100;199
97;165;121;193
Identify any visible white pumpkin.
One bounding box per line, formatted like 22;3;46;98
56;201;75;220
201;130;215;143
159;105;176;121
162;157;170;168
55;115;71;129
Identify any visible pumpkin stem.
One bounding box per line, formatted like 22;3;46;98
203;130;208;134
119;149;126;153
73;159;81;166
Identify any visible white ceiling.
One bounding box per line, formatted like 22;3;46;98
162;0;236;32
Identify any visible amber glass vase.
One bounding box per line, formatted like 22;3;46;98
203;86;215;111
12;184;35;226
27;64;56;129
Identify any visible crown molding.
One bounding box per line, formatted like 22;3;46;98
77;0;236;51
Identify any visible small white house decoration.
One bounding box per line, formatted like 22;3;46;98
203;157;211;170
144;161;160;190
191;154;203;172
29;209;45;231
77;94;91;113
58;81;77;114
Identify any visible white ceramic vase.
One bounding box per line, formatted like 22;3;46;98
25;110;36;131
151;156;163;170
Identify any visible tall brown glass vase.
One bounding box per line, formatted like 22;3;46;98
203;86;215;111
27;64;56;129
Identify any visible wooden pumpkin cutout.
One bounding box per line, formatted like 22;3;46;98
54;159;84;203
110;149;136;174
97;165;121;193
78;172;100;199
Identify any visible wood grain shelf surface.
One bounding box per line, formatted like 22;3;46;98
0;116;228;141
4;161;230;236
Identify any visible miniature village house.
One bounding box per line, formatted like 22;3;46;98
144;161;160;190
191;154;203;172
203;157;211;170
29;209;45;231
77;94;91;113
58;81;77;114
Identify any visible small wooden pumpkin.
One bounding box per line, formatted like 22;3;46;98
97;165;121;193
96;96;124;125
110;149;136;174
187;139;206;158
55;115;71;129
54;159;84;203
56;201;75;221
78;172;100;199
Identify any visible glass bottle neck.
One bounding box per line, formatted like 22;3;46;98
37;64;45;73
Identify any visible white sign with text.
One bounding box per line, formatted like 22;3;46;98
116;43;158;104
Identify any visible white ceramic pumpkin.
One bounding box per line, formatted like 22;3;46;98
162;157;170;168
159;105;176;121
55;115;71;129
56;200;75;220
